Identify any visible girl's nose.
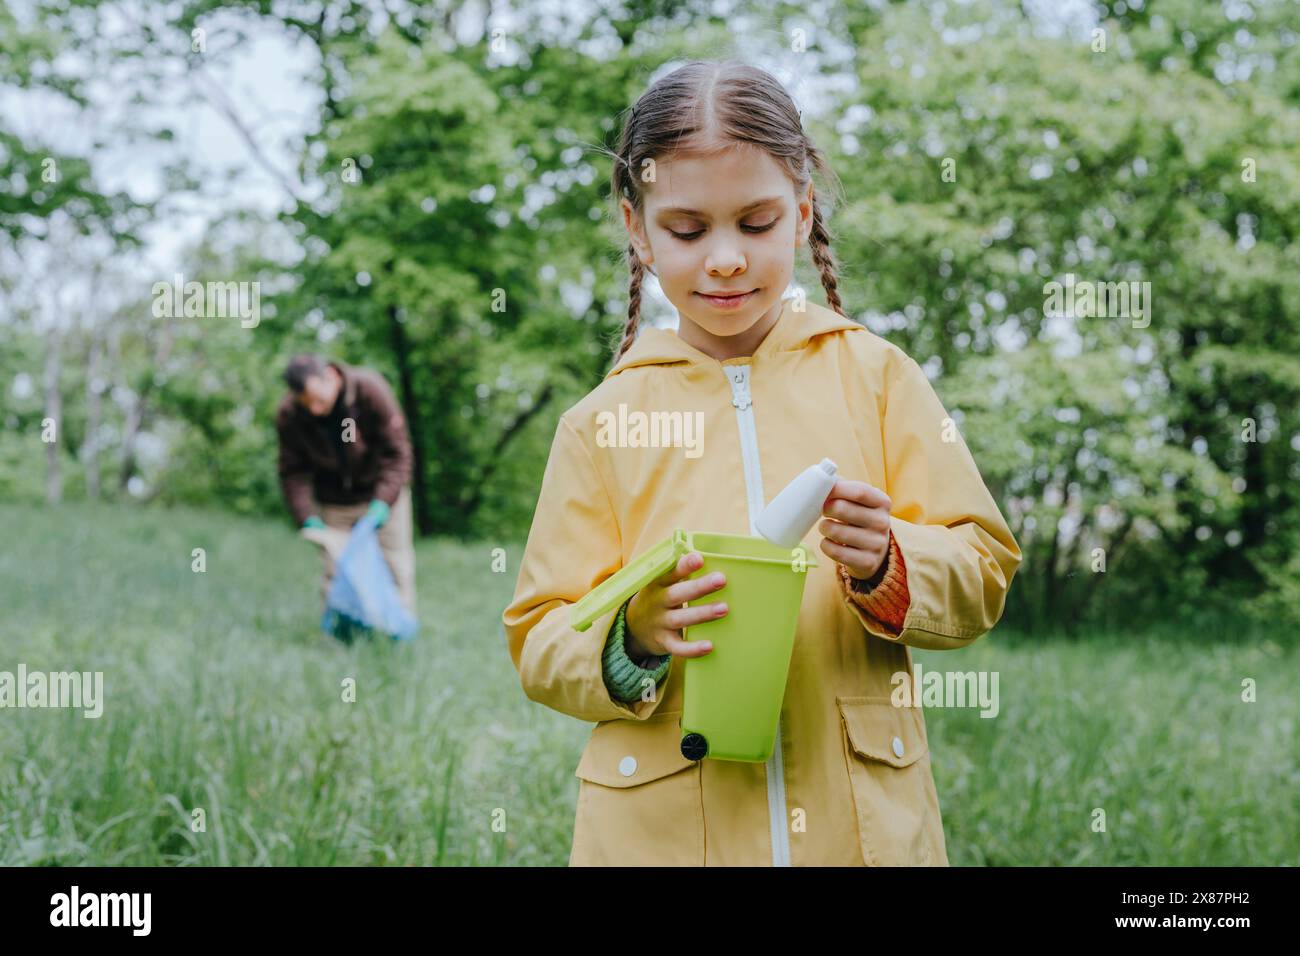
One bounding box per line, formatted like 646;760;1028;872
706;244;746;276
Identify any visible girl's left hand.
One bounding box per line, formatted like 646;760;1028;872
817;479;892;581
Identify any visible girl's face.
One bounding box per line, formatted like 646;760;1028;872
621;145;814;361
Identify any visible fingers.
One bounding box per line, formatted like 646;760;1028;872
821;495;886;530
641;550;728;659
825;478;891;512
663;566;726;606
818;517;887;552
660;552;728;620
659;631;715;658
658;550;703;586
654;549;727;608
819;535;886;574
819;536;857;568
663;598;728;632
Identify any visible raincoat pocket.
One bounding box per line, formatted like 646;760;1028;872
837;696;947;866
570;710;705;866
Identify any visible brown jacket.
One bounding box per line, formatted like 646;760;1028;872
275;361;414;524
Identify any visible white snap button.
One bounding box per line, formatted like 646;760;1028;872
618;756;637;777
892;736;905;758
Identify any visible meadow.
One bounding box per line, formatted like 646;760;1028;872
1;503;1295;866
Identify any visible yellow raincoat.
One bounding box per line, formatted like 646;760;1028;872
503;297;1021;866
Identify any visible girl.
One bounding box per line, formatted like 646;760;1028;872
503;60;1022;866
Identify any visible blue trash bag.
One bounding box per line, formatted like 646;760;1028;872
321;513;418;643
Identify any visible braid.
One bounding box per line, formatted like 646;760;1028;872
807;186;845;317
614;242;644;361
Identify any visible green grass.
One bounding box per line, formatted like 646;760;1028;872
0;503;1295;865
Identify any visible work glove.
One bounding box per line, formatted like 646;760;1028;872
366;499;390;528
300;518;348;562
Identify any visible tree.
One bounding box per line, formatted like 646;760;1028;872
825;0;1300;626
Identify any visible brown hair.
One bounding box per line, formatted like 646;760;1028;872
283;353;329;393
607;59;847;363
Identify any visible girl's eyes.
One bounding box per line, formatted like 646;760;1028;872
668;218;780;242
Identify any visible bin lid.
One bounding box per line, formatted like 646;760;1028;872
570;529;689;632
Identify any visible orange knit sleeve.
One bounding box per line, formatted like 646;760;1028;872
837;530;910;636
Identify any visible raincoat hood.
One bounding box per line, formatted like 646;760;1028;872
605;300;863;376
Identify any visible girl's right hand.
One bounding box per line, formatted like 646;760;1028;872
624;551;728;661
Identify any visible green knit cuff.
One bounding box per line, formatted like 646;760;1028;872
602;597;671;703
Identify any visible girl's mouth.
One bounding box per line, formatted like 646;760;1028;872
695;289;758;310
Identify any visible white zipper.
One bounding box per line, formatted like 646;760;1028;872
724;363;791;868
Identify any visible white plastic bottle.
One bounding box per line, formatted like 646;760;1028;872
755;458;838;548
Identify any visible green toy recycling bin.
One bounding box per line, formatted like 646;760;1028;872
570;528;816;763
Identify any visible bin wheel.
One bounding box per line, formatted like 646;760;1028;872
680;733;708;761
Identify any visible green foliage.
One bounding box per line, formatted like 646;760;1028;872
4;0;1298;627
828;0;1300;627
945;341;1242;629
